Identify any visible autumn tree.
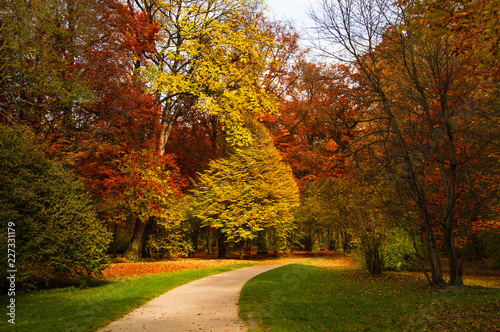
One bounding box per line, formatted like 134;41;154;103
123;0;279;154
103;1;301;258
310;0;500;285
0;0;167;263
191;117;299;259
0;0;123;157
264;60;361;184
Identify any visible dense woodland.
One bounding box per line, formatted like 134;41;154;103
1;0;499;290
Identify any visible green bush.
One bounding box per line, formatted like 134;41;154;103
0;125;110;292
478;227;500;269
383;228;424;272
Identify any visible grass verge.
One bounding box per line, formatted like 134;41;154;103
0;263;252;332
239;256;500;331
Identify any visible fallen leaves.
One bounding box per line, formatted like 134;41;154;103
101;255;309;279
102;259;246;279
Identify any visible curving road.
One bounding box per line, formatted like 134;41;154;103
99;263;291;332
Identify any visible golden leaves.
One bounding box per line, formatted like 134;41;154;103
141;0;277;147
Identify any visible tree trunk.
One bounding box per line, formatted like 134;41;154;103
256;231;268;254
424;224;444;285
189;228;200;258
112;222;118;258
441;166;462;286
445;226;462;286
217;229;226;258
342;230;350;253
205;228;213;254
124;217;148;261
365;243;383;275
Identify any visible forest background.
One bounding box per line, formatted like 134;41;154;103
1;0;499;291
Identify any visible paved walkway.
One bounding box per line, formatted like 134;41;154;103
99;264;289;332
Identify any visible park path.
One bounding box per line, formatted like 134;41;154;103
99;263;294;332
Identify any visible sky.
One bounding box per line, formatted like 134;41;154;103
264;0;322;50
265;0;316;31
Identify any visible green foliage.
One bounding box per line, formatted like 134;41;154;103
478;227;500;269
191;118;299;250
0;0;96;122
147;201;193;259
383;228;425;272
0;125;110;291
293;180;352;252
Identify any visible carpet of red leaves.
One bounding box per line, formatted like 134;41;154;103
101;250;336;279
101;259;243;279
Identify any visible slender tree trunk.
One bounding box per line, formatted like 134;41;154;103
444;221;462;286
256;231;268;254
124;217;148;261
420;206;444;284
205;228;213;254
423;222;444;285
217;229;226;258
342;230;350;253
112;222;118;258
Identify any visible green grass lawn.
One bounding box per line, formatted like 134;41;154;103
0;263;252;332
240;258;500;331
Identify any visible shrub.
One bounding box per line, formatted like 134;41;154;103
478;227;500;269
383;228;424;272
0;125;110;292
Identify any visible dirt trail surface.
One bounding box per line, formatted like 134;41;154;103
99;263;293;332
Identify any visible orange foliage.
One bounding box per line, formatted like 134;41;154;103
264;61;362;185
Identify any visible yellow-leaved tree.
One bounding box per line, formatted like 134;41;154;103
129;0;279;154
191;117;299;258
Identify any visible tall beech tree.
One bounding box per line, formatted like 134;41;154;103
110;1;303;258
191;117;299;258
